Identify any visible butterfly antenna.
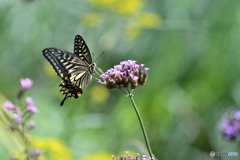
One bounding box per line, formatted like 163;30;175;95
94;77;101;81
95;51;104;62
92;52;95;61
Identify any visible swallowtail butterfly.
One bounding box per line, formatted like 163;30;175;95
42;35;96;106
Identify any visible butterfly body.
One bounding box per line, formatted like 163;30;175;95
42;35;95;106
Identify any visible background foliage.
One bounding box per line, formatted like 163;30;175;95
0;0;239;159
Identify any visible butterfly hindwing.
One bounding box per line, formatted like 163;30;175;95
74;35;92;64
59;74;83;106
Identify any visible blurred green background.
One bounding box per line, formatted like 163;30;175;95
1;0;240;159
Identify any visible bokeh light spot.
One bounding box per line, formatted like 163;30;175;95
90;85;109;103
44;61;56;77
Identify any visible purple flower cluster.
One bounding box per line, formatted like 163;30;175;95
10;148;42;160
219;110;240;140
30;148;42;160
98;60;149;89
3;78;37;130
112;151;152;160
2;78;42;160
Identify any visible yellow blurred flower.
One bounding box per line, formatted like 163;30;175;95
13;152;24;159
32;137;72;160
88;0;115;8
90;85;109;102
138;12;161;28
44;61;56;77
111;0;143;16
81;13;102;27
78;151;112;160
88;0;142;16
125;23;142;38
124;12;161;39
87;0;161;40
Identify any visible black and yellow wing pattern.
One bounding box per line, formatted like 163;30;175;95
74;35;93;64
42;35;96;106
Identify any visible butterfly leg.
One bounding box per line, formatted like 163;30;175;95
96;66;104;74
95;70;101;76
60;95;67;106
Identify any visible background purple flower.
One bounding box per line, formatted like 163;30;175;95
30;148;42;158
234;111;240;121
12;113;23;124
27;105;38;115
112;151;152;160
26;97;35;107
219;110;240;140
27;121;36;130
3;101;15;110
9;156;16;160
20;78;33;90
25;97;38;115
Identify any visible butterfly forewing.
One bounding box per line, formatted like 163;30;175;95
43;48;88;78
74;35;92;64
42;35;96;106
42;48;70;78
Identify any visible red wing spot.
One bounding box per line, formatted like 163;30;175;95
77;92;82;96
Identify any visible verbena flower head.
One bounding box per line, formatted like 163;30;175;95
112;151;152;160
98;60;149;89
219;110;240;140
20;78;33;90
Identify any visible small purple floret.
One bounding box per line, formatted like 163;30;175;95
26;97;35;107
12;113;23;124
144;68;149;73
25;97;38;115
27;105;38;115
28;121;36;130
3;101;15;110
20;78;33;90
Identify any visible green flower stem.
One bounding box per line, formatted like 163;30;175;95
128;90;155;159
